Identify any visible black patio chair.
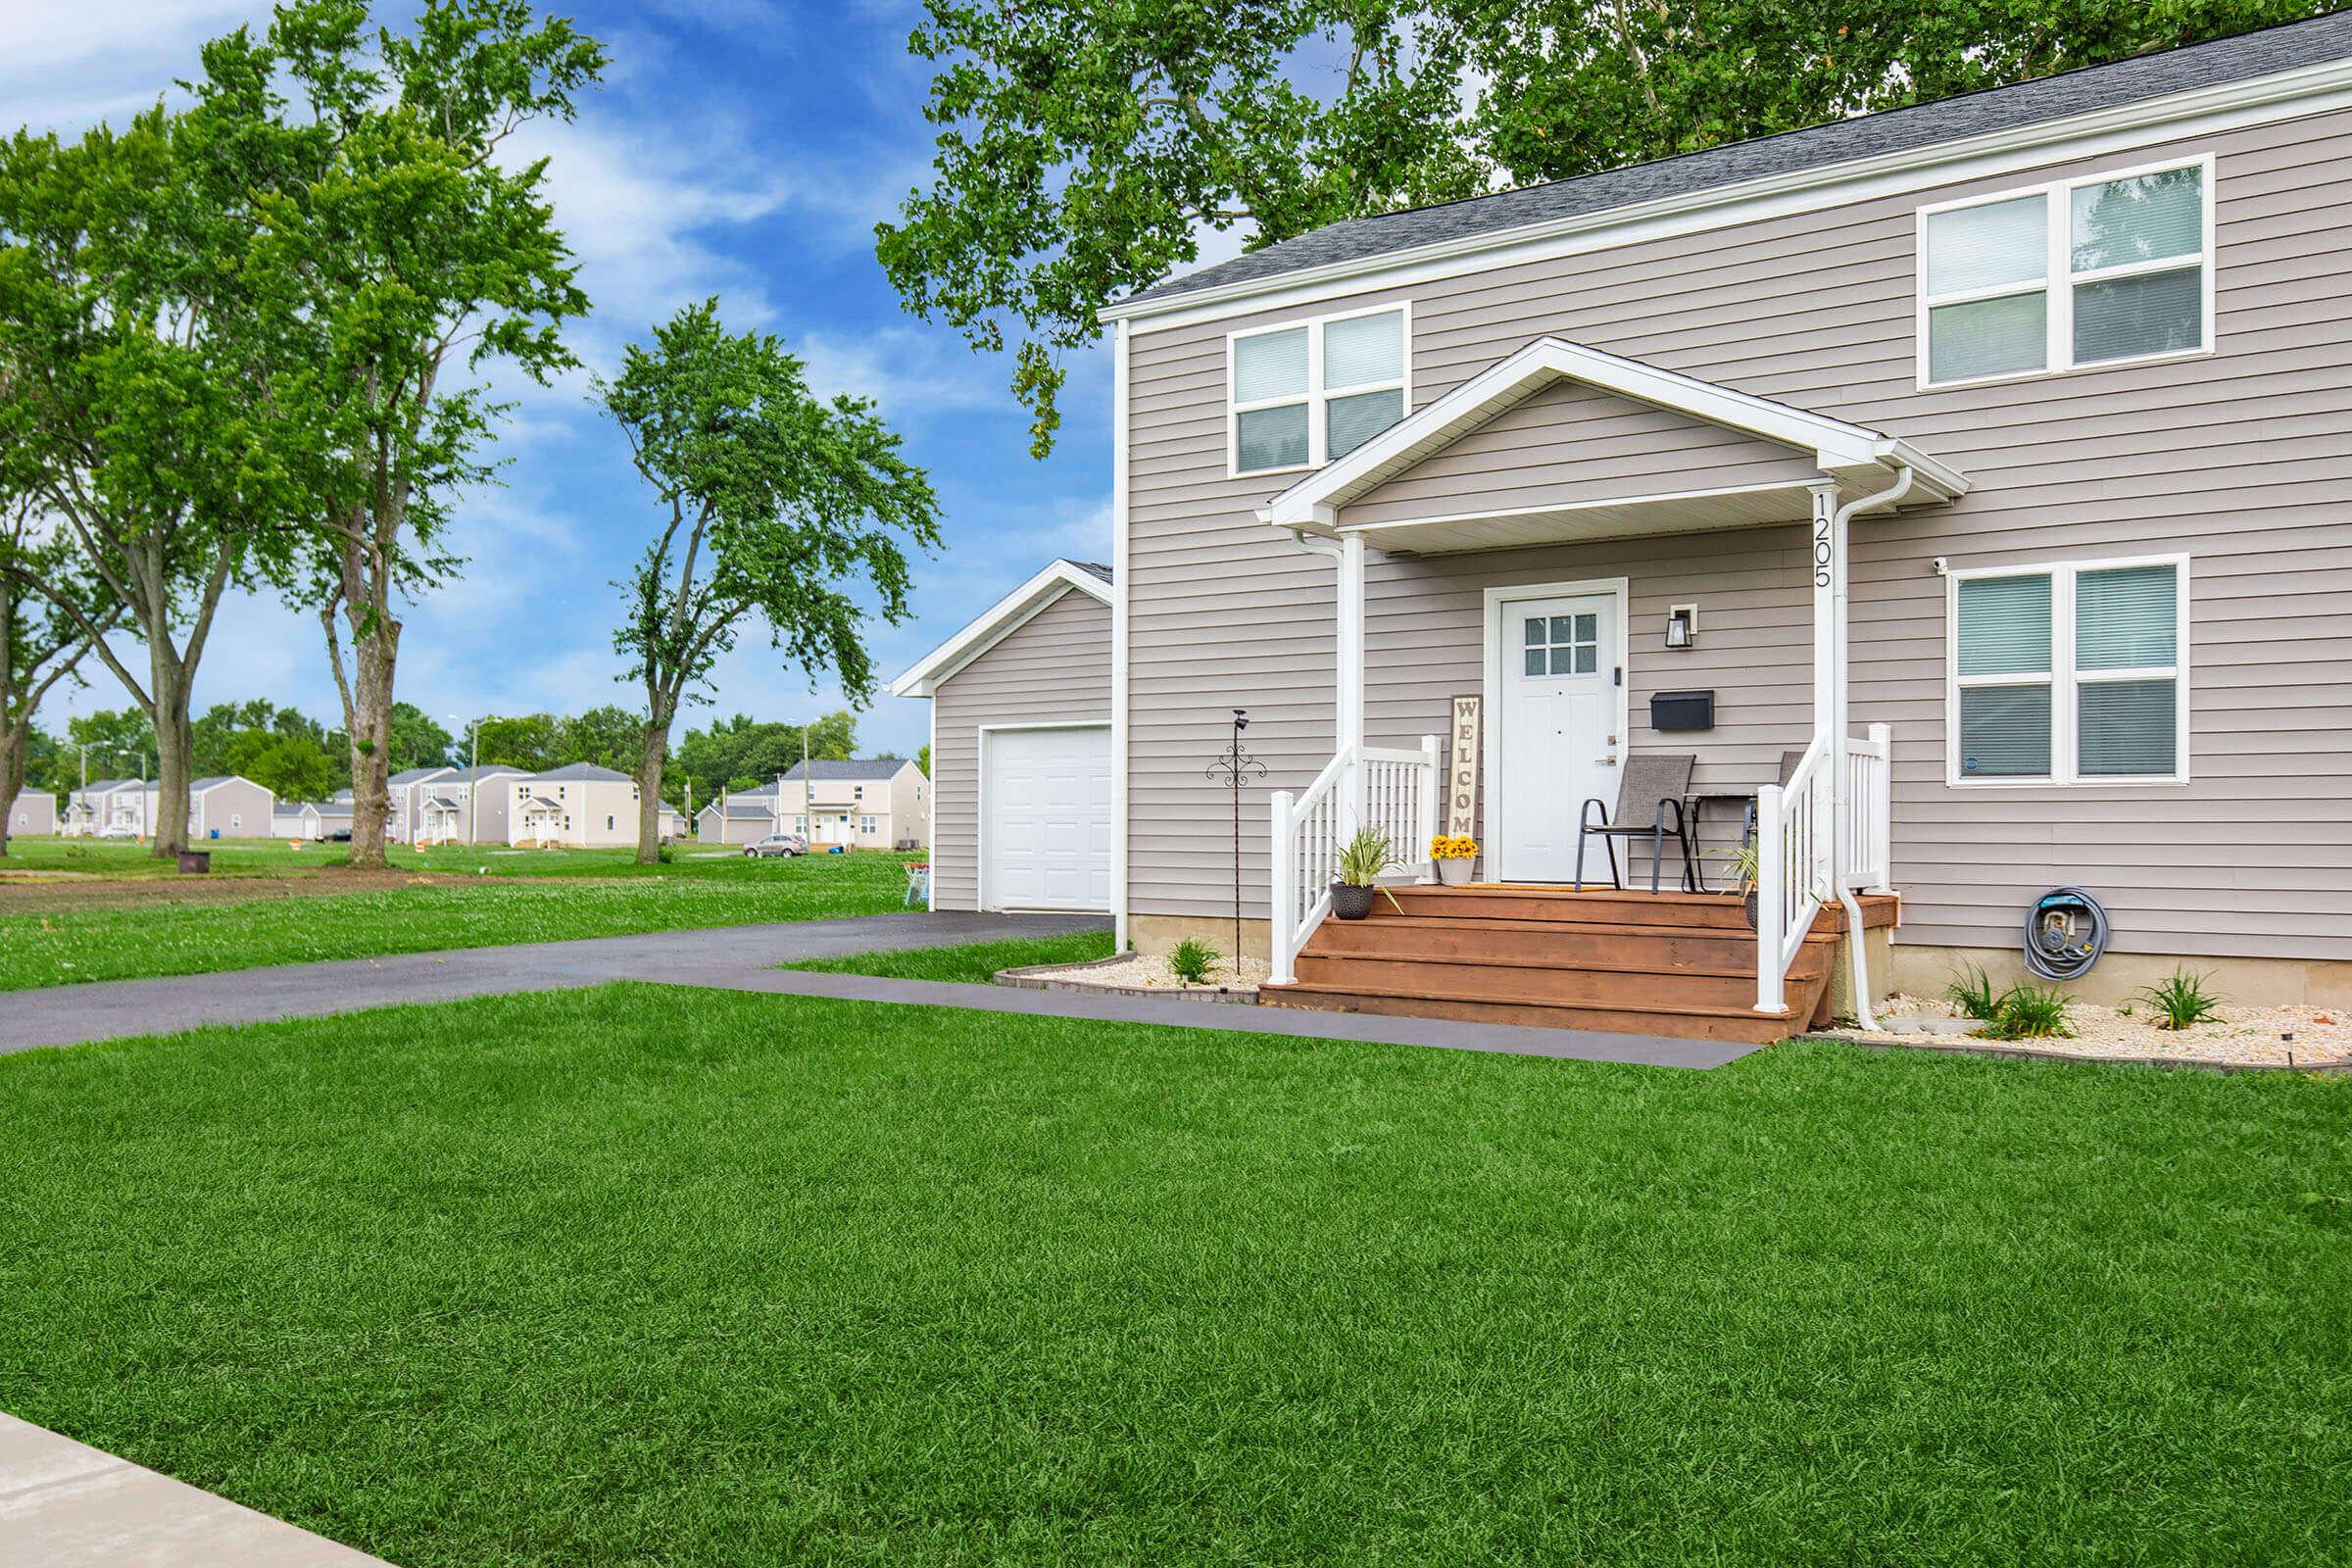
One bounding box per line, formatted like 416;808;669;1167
1574;753;1697;893
1739;749;1812;843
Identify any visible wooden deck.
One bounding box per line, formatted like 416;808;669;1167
1262;885;1900;1045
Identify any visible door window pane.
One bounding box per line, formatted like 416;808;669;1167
1233;327;1307;402
1327;387;1403;459
1926;195;2048;294
1957;574;2052;676
1322;310;1402;389
2073;267;2201;365
2071;166;2203;272
1524;617;1544;646
1524;649;1545;676
2076;564;2177;670
1959;685;2054;778
1929;292;2047;383
1235;404;1308;471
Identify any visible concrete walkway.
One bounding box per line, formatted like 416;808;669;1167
0;911;1103;1054
0;1412;390;1566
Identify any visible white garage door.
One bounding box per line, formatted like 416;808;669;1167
983;725;1112;912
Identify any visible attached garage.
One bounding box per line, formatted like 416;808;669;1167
981;724;1112;911
891;559;1114;913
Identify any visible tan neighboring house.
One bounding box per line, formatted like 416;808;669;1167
1092;16;2352;1036
67;778;143;836
136;776;274;840
386;766;454;843
777;759;929;852
891;560;1112;911
272;801;324;840
416;765;528;845
696;792;791;846
507;762;641;848
8;790;58;837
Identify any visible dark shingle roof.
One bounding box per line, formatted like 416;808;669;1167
781;758;912;783
1130;15;2352;306
532;762;633;782
1062;559;1112;584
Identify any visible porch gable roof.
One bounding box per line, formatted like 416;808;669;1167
1255;338;1964;550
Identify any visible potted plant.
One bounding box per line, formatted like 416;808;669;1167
1710;841;1763;930
1330;827;1399;920
1429;834;1478;886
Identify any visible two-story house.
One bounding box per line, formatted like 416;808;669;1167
1096;15;2352;1040
776;759;928;851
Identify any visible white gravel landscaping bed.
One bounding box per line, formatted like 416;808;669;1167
1828;994;2352;1069
998;951;1271;1001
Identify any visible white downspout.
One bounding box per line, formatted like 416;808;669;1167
1827;466;1916;1034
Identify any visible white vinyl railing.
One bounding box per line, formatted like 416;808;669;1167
1753;723;1893;1013
1268;736;1440;986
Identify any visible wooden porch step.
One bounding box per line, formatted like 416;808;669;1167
1375;884;1897;933
1260;979;1816;1045
1306;914;1834;972
1293;953;1794;1011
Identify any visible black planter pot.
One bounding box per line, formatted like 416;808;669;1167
1741;889;1760;930
1330;882;1377;920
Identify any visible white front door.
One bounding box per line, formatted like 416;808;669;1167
1496;591;1621;882
983;725;1113;911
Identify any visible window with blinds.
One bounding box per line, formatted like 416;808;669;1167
1230;306;1408;475
1949;559;2186;785
1920;158;2210;387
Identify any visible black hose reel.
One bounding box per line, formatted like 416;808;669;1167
2024;886;2111;981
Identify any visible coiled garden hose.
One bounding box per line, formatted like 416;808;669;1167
2024;887;2110;981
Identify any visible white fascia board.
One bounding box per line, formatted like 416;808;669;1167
1104;56;2352;333
1254;337;1964;529
888;560;1113;699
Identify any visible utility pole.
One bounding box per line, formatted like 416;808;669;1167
802;720;812;843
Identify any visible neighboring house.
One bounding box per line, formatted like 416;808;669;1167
506;762;640;848
140;776;275;839
656;802;689;840
891;559;1112;911
68;779;144;836
319;790;355;839
775;759;929;852
386;766;455;843
1091;15;2352;1030
695;794;790;846
8;790;58;837
415;765;528;845
272;802;324;840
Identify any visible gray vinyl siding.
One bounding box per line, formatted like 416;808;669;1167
1345;378;1820;526
1124;105;2352;960
932;589;1112;911
197;779;274;838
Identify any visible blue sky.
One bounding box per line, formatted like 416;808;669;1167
23;0;1123;760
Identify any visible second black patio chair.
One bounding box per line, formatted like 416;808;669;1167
1574;753;1698;893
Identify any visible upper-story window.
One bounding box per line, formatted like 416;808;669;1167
1229;305;1408;475
1918;157;2210;388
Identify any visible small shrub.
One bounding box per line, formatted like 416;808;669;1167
1983;984;2075;1040
1167;938;1220;987
1942;961;1998;1020
2136;967;2224;1031
656;841;675;864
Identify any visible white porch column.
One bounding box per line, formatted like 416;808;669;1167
1808;480;1843;898
1338;530;1367;829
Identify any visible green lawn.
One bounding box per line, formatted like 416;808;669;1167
0;850;909;991
0;835;900;882
2;987;2344;1566
779;929;1116;983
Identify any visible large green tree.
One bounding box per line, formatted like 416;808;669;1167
878;0;2336;453
597;302;940;861
0;64;296;855
234;0;603;869
673;711;858;811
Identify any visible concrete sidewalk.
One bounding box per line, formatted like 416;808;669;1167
0;1412;389;1566
0;911;1104;1054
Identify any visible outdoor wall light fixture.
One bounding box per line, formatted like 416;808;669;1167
1665;604;1698;650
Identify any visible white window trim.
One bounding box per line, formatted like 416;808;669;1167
1944;552;2191;788
1227;300;1412;478
1915;152;2215;391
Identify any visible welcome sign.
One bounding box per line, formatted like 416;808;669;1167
1446;695;1480;839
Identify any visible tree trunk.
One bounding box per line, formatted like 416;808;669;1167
0;729;23;860
343;614;402;870
147;648;194;858
634;699;674;865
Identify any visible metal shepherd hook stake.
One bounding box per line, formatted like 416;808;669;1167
1205;710;1266;969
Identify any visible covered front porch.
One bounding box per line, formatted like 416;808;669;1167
1253;338;1966;1034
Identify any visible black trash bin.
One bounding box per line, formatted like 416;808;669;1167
177;850;212;874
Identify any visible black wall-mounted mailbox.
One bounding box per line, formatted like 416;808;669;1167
1650;690;1715;731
